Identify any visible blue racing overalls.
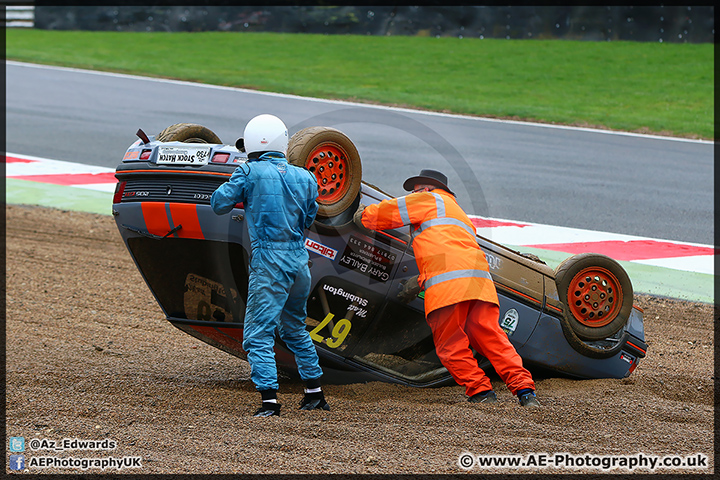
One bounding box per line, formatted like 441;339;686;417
211;152;323;392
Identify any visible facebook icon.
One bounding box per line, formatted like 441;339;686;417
9;454;25;471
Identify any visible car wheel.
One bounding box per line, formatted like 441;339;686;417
156;123;222;144
288;126;362;219
554;253;633;341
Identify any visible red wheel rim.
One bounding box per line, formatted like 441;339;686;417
567;266;623;328
305;143;350;205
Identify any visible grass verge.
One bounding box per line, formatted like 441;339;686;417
6;29;714;139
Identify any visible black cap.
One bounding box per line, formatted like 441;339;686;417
403;169;455;196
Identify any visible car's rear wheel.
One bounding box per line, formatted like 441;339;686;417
288;126;362;219
555;253;633;341
156;123;222;144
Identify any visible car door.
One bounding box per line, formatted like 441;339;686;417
303;225;412;360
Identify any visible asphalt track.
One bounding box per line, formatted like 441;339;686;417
6;61;713;245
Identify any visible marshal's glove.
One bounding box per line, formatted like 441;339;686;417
353;203;366;227
353;203;374;235
397;275;422;303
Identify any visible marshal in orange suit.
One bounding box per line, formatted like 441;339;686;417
355;169;540;407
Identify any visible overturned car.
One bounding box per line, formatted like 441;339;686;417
112;123;647;386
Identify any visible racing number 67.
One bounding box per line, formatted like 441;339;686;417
309;313;352;348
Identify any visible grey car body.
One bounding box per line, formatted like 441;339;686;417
112;125;648;387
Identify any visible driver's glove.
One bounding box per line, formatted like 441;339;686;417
397;275;422;303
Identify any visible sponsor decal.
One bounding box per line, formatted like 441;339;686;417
305;238;338;260
184;273;241;323
500;308;519;336
156;145;210;165
339;236;397;282
123;150;140;160
620;352;636;364
322;283;369;318
485;251;503;270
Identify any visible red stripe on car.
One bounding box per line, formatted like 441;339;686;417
141;202;172;237
169;203;205;240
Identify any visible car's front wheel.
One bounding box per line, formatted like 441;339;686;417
554;253;633;341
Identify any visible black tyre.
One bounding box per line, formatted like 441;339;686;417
556;313;630;359
555;253;633;341
156;123;222;144
288;126;362;219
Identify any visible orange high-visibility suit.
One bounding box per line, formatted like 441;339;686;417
361;189;535;397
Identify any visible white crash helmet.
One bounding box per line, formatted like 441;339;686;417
243;114;289;156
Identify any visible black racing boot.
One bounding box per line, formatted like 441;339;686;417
517;389;540;407
468;390;498;403
299;378;330;411
299;391;330;411
254;389;281;417
254;402;281;417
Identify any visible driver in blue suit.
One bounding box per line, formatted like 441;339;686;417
211;114;329;417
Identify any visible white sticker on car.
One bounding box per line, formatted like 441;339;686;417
305;238;338;260
500;308;519;336
619;352;636;364
157;145;211;165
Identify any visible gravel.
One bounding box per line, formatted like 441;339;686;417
5;204;714;474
